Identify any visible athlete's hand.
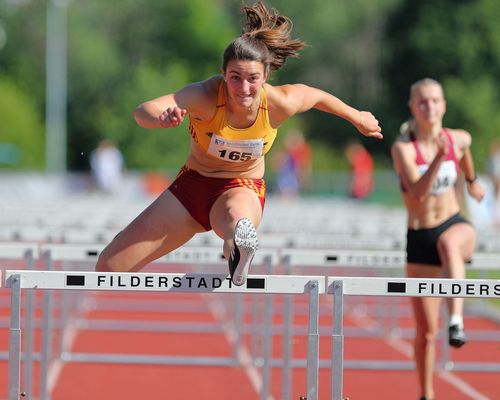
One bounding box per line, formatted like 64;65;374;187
467;179;485;202
436;131;449;158
159;106;187;128
357;111;383;139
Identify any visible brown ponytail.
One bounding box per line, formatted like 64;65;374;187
222;1;306;73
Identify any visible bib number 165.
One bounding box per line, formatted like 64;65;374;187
218;150;252;162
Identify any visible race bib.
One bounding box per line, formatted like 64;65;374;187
418;160;457;195
207;134;264;163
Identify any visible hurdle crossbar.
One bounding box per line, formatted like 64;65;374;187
4;270;322;293
281;248;500;270
328;276;500;400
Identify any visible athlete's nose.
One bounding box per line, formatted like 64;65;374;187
241;79;251;93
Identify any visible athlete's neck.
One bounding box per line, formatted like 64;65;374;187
414;124;442;143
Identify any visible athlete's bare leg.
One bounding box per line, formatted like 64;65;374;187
437;223;476;316
407;263;443;400
96;190;205;272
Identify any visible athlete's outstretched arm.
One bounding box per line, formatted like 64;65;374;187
133;92;186;129
275;84;383;139
133;78;216;129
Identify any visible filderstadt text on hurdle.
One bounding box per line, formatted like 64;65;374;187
417;281;500;296
96;274;235;289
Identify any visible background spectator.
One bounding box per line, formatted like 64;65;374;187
90;139;125;195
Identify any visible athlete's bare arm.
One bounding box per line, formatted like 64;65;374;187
133;76;220;129
391;136;446;201
266;83;382;138
450;129;485;202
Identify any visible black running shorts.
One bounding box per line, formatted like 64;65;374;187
406;213;470;267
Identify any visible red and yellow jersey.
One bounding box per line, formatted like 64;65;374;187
188;80;278;164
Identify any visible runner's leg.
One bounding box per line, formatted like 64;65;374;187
209;187;262;285
96;189;206;272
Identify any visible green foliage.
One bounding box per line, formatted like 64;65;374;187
2;0;499;173
63;0;237;170
0;79;44;169
383;0;500;168
261;0;402;153
444;76;500;168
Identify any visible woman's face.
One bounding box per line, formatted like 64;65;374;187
223;59;268;109
409;83;446;127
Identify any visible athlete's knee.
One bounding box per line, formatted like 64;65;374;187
95;250;127;272
95;253;112;272
415;328;439;347
437;235;459;258
226;206;247;225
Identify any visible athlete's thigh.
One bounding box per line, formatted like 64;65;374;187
439;222;477;259
98;189;205;271
209;187;263;240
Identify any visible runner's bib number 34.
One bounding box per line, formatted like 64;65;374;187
207;134;264;162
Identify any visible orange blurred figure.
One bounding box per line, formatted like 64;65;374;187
345;142;374;199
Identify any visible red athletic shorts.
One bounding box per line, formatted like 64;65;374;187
168;166;266;231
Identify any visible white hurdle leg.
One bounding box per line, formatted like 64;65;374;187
306;280;320;400
24;249;36;399
8;274;22;400
260;261;274;400
282;256;293;400
331;280;344;400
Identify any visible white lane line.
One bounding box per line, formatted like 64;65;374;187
349;304;491;400
205;294;275;400
438;371;491;400
47;294;92;394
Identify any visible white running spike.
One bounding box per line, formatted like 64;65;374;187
229;218;259;286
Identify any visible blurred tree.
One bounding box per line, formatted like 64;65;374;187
0;0;236;171
241;0;401;161
383;0;500;165
66;0;236;171
0;79;44;168
14;0;499;173
0;1;46;170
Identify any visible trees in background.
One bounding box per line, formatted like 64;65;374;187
1;0;499;171
383;0;500;165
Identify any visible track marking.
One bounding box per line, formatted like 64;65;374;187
205;294;275;400
349;303;491;400
47;294;92;394
438;371;491;400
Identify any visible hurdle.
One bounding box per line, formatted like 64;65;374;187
329;276;500;400
4;270;324;400
281;248;500;343
0;242;38;400
38;243;281;371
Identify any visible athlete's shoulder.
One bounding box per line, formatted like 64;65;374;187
445;127;471;148
179;76;221;119
264;82;307;114
182;75;221;98
391;132;415;162
392;132;412;148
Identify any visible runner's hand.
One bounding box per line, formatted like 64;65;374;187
159;106;187;128
357;111;383;139
467;180;485;202
436;131;449;158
